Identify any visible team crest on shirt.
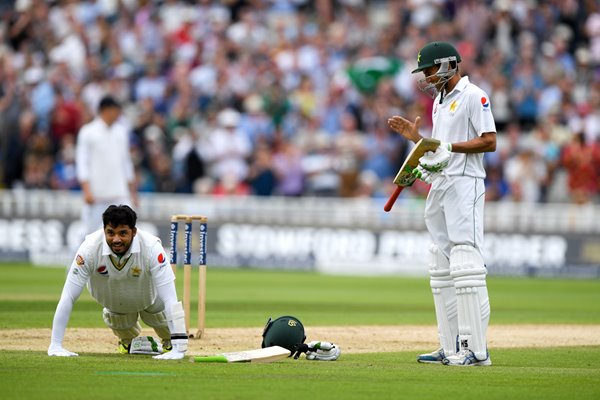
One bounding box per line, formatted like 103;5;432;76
449;100;459;113
131;265;141;277
481;97;489;108
97;265;108;276
75;255;85;267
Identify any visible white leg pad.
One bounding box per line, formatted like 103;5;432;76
428;244;458;356
140;309;170;341
450;245;490;360
102;308;142;343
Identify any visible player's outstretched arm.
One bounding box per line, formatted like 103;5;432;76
48;280;84;357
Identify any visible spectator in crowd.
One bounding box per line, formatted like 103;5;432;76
333;111;366;197
203;108;252;185
504;145;548;203
247;143;277;196
50;135;79;191
561;133;600;204
273;138;304;196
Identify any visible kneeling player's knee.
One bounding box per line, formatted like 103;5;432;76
140;309;168;328
102;308;139;330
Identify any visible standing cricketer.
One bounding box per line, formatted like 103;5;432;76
48;205;187;360
388;41;496;366
76;96;138;236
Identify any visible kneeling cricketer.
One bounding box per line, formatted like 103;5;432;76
48;205;187;360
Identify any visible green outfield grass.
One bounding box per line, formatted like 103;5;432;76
1;264;600;329
1;263;600;400
1;348;599;400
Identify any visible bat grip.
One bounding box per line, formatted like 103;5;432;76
384;186;404;212
192;355;228;363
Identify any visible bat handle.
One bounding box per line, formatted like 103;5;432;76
384;186;404;212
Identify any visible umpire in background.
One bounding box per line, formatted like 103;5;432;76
76;96;138;236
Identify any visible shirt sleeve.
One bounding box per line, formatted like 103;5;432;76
149;241;175;288
75;125;90;182
49;279;84;347
156;281;179;317
66;242;93;288
469;89;497;136
151;241;179;321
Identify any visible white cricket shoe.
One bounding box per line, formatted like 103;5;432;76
443;349;492;366
417;348;445;364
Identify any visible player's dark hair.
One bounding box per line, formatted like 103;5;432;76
98;95;121;111
102;205;137;229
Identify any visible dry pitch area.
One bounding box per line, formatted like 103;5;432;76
4;325;600;355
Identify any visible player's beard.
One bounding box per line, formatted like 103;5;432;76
110;241;130;256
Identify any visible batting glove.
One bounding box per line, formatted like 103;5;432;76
305;341;341;361
153;337;187;360
130;336;163;355
418;142;452;173
48;343;79;357
411;164;437;184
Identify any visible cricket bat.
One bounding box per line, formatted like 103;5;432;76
191;346;291;363
384;138;440;212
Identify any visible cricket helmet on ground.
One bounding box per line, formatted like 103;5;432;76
411;41;461;74
261;315;306;353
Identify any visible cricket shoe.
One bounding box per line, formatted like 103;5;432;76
442;349;492;366
161;340;172;353
417;348;445;364
118;340;131;354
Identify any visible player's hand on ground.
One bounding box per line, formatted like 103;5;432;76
48;344;79;357
387;116;422;143
418;144;451;173
153;337;187;360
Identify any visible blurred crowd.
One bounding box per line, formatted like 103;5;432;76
0;0;599;204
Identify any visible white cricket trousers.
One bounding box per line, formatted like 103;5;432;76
424;175;486;259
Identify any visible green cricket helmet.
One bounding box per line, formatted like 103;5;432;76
412;41;461;74
261;316;306;353
412;41;461;98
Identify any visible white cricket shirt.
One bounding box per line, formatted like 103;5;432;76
67;229;174;313
75;117;135;201
431;76;496;178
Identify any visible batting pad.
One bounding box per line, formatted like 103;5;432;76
450;245;490;360
102;308;142;342
429;244;458;355
140;309;170;341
